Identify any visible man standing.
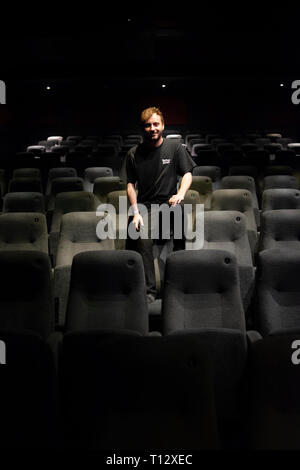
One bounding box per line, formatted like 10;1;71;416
125;107;195;301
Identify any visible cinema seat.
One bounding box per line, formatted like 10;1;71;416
259;209;300;251
60;330;219;449
0;251;54;338
54;212;115;326
255;248;300;336
49;191;98;261
162;249;245;335
3;192;45;214
0;212;48;254
65;250;148;333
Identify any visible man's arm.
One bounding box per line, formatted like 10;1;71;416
168;171;192;206
127;182;144;230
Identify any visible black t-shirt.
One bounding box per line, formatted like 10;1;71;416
125;138;196;205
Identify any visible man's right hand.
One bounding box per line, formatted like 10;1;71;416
132;213;144;231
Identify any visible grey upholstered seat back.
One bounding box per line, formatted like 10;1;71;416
3;192;45;213
0;251;54;339
55;212;115;266
211;189;254;212
221;175;258;208
93;176;126;204
203;211;253;265
51;177;84;196
0;213;48;253
66;250;148;334
163;249;245;334
256;248;300;336
52;191;97;216
13;168;41;179
9;177;43;193
260;209;300;251
46;167;77;194
83;167;113;191
263;175;298;190
261;188;300;212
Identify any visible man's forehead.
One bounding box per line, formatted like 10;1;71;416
145;113;162;123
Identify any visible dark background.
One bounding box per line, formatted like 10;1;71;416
1;6;300;153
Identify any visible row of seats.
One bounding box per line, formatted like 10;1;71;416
1;180;300;321
11;147;298;177
6;130;298;176
0;249;300;448
29;131;298;154
0;166;299;234
0;242;298;339
1;163;299;200
1;129;299;449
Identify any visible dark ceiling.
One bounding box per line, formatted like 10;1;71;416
1;6;300;136
2;7;300;80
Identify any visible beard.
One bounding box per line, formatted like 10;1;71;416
144;129;163;144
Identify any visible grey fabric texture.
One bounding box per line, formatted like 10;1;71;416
3;192;45;214
105;190;129;249
162;249;246;335
83;167;114;192
93;176;126;204
210;189;258;254
203;211;255;309
55;212;115;266
263;175;298;190
46;167;77;195
192;166;222;190
256;248;300;336
261;188;300;212
9;177;43;193
184;189;202;206
50;191;98;258
183;189;202;236
221;175;260;227
264;165;293;176
260;209;300;251
0;251;54;339
189;176;212;210
13;168;41;179
0;213;48;253
51;191;98;232
54;212;115;325
228;166;258;180
50;177;84;196
203;211;252;262
65;250;148;334
47;177;84;211
221;175;259;209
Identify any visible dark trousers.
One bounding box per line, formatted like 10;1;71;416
126;203;185;297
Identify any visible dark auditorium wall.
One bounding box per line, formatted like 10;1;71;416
4;74;300;153
2;8;300;150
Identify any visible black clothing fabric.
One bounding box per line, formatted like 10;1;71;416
126;138;196;205
125;138;195;298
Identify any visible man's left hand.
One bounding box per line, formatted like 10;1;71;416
169;193;184;206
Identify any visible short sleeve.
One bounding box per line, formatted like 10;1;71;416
176;145;197;176
125;151;137;184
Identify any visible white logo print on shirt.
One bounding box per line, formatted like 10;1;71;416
162;159;171;165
